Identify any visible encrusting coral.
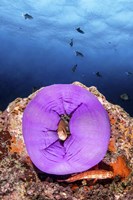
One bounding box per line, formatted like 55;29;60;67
0;82;132;200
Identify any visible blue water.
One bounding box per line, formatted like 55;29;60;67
0;0;133;116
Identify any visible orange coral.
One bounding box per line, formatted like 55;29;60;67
109;116;117;125
108;138;116;153
71;184;79;191
110;156;131;179
9;136;24;155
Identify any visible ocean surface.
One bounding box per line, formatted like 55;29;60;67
0;0;133;116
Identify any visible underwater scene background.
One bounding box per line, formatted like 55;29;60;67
0;0;133;116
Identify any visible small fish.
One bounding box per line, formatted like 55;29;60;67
32;86;37;93
75;51;84;57
57;118;70;141
76;27;84;34
57;119;68;141
69;38;73;47
120;93;129;101
72;64;77;72
125;71;132;76
24;13;33;20
58;170;114;183
96;72;102;77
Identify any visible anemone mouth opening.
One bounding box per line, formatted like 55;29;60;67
57;114;71;143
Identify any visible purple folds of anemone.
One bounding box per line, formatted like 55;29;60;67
22;84;110;175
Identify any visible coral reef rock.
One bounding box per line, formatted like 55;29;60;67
0;82;133;200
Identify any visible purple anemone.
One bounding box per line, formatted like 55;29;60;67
22;84;110;175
